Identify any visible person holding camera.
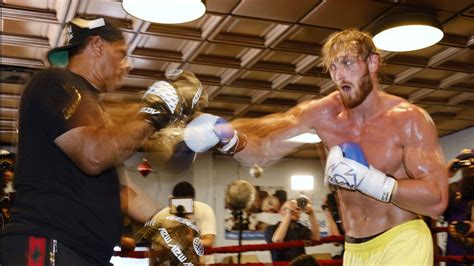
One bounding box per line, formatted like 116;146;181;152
149;181;216;263
443;149;474;265
264;198;320;262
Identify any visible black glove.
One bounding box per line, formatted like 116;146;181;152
165;69;208;120
140;80;183;129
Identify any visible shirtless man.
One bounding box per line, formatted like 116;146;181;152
185;28;448;265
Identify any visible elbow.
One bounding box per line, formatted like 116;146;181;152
78;156;107;176
427;191;449;219
80;163;103;176
429;199;448;220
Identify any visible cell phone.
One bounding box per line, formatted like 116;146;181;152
169;197;194;214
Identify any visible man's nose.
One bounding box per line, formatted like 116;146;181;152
333;67;346;83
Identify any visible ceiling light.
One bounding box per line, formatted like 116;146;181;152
373;12;444;52
122;0;206;24
286;130;321;143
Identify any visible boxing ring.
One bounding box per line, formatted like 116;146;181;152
113;226;474;265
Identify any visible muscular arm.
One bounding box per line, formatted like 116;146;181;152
391;107;449;219
55;119;155;175
233;93;340;166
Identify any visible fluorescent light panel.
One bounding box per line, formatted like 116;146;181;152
287;132;321;143
291;175;314;191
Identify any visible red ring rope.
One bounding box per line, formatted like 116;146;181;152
113;226;473;264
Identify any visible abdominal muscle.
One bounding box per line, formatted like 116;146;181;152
337;189;417;237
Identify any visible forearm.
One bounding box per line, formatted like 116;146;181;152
325;210;341;236
308;213;320;240
391;176;447;219
56;119;155;175
88;120;155;172
233;116;308;166
272;216;291;242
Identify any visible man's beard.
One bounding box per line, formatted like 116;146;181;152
341;69;373;108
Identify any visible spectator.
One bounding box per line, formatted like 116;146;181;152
150;181;216;264
443;149;474;265
265;199;320;262
291;254;320;266
1;150;15;231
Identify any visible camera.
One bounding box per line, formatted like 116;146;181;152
452;159;472;170
454;221;473;237
296;196;309;209
169;197;194;217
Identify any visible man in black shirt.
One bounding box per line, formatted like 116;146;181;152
264;199;320;262
0;16;187;265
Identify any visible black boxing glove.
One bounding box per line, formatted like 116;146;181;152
140;80;183;129
165;69;208;120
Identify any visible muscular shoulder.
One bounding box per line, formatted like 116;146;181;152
295;92;342;121
385;95;437;142
25;68;82;97
30;68;74;85
389;99;432;124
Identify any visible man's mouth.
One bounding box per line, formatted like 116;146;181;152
340;83;352;93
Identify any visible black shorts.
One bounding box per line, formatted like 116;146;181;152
0;235;110;266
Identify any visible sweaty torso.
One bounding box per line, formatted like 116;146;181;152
313;93;417;237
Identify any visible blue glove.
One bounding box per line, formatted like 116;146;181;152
325;141;397;202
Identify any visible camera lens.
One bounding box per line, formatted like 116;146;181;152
455;222;470;235
296;197;308;209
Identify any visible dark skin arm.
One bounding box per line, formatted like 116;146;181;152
55;119;155;175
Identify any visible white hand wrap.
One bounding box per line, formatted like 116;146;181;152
183;113;220;152
358;165;397;202
325;145;397;202
217;130;238;153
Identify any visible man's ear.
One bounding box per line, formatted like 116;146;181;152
88;36;104;56
367;54;380;73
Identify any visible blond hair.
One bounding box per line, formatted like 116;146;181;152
322;28;380;71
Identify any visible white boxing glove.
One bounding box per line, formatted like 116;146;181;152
183;113;220;152
325;141;397;203
183;113;247;154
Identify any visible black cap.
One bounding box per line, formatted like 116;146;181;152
47;17;124;67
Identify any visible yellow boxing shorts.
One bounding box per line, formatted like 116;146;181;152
343;219;433;266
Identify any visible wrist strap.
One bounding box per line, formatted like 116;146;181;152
218;131;247;154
